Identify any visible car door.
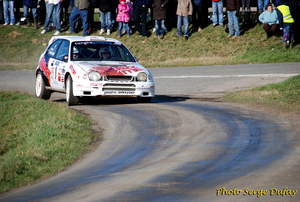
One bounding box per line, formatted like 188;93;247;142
49;40;70;91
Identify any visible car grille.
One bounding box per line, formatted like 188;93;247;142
105;76;133;82
103;84;136;87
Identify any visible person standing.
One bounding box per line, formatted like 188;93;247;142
134;0;151;37
226;0;240;38
3;0;15;25
152;0;169;39
117;0;130;37
276;1;295;48
192;0;207;32
176;0;193;41
259;3;279;39
99;0;113;35
241;0;251;24
211;0;223;27
67;0;90;36
23;0;38;28
40;0;62;35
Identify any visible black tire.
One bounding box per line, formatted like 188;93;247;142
138;97;152;103
35;71;51;100
66;75;79;106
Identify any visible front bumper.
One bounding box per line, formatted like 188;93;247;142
72;80;155;97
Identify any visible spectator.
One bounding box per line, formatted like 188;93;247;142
241;0;251;24
257;0;269;23
192;0;204;32
99;0;113;35
3;0;15;25
117;0;130;37
14;0;23;25
37;0;46;26
259;3;279;39
126;0;134;33
23;0;38;28
212;0;223;27
67;0;90;36
41;0;62;35
60;0;70;26
276;0;295;48
286;0;299;43
176;0;193;41
152;0;169;39
226;0;239;38
134;0;151;37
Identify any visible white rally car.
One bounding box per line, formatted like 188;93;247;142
35;36;155;105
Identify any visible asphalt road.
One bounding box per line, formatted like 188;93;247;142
0;63;300;202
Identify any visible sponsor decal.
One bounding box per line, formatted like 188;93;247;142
91;66;143;76
39;56;51;86
90;82;102;87
104;91;134;95
70;64;76;75
76;84;83;87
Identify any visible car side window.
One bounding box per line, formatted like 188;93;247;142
46;40;62;58
56;40;70;61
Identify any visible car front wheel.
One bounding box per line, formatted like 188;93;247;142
35;71;51;100
66;75;79;106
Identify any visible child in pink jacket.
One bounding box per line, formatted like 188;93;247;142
117;0;130;37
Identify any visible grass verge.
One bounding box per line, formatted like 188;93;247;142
0;91;98;194
222;75;300;114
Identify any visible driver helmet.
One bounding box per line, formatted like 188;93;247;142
99;46;111;59
73;47;79;54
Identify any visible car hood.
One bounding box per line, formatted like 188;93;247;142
73;61;149;76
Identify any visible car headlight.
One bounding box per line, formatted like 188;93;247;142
137;72;147;82
88;71;101;81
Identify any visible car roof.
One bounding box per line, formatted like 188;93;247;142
48;36;122;46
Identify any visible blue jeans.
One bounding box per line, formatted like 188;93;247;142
257;0;269;11
212;0;223;25
100;11;112;30
44;3;61;31
3;0;15;24
227;11;240;36
23;5;37;18
118;22;129;36
155;20;166;36
177;15;189;37
69;7;89;36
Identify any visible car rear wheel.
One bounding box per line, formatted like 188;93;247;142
138;97;152;103
66;75;79;106
35;71;51;100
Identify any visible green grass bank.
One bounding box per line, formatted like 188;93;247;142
0;91;98;194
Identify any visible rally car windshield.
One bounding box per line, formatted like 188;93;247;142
71;42;136;62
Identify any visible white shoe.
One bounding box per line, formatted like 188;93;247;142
99;29;105;35
4;23;8;26
10;23;14;26
107;29;111;36
54;31;61;36
152;28;156;33
41;30;46;34
16;22;20;25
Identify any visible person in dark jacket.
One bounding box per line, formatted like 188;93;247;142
152;0;169;39
134;0;151;37
226;0;240;38
67;0;90;36
192;0;204;32
23;0;38;28
286;0;299;42
99;0;113;35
